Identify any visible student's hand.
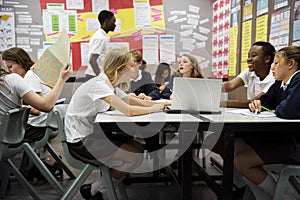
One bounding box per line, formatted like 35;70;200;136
170;94;173;100
138;93;152;100
159;84;166;91
59;63;73;82
129;93;138;98
150;104;164;113
249;100;262;113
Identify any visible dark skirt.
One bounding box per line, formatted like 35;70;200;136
244;133;300;164
67;132;130;165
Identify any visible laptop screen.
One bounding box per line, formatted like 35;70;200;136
170;77;222;113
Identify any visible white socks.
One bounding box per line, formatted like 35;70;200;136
258;174;276;198
242;176;271;200
91;179;105;195
91;177;124;195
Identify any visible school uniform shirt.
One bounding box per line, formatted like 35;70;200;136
237;68;275;99
24;70;51;127
65;73;127;143
84;28;109;76
0;73;31;121
128;70;161;100
244;70;300;164
260;70;300;119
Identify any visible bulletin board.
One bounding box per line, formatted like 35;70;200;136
39;0;166;71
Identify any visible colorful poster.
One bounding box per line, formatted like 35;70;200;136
241;20;252;72
269;8;290;50
243;3;253;21
0;6;15;51
293;1;300;41
211;0;230;78
257;0;268;16
229;26;238;76
32;30;70;87
274;0;288;10
256;14;268;42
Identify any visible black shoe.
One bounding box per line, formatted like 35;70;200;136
80;184;104;200
233;186;246;200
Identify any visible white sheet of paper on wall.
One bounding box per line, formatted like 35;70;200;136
187;18;198;26
168;15;178;22
170;11;186;15
193;32;208;41
182;43;195;51
189;5;200;13
180;38;196;44
199;18;209;24
199;26;210;34
181;25;196;29
187;14;200;19
200;60;210;69
196;42;206;48
180;29;193;37
173;17;187;24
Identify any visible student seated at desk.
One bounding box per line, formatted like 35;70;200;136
64;48;164;200
2;47;52;143
162;54;206;99
153;62;171;94
220;42;275;108
126;49;161;100
235;46;300;200
0;58;72;123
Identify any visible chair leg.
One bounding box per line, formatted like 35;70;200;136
23;143;64;195
0;162;10;198
61;164;93;200
101;166;118;200
273;175;289;200
7;159;41;200
45;142;76;179
118;181;128;200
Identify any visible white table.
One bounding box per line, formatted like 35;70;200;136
198;108;300;200
95;111;202;200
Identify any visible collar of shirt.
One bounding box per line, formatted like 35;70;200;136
131;70;142;82
249;70;274;83
280;70;300;90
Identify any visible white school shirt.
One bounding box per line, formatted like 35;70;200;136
84;28;109;76
0;73;31;121
237;68;275;99
65;73;127;143
24;70;51;127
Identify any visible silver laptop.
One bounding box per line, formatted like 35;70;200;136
166;77;222;114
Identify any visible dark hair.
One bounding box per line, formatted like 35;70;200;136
2;47;35;72
252;42;275;68
98;10;114;25
0;68;9;81
277;46;300;70
140;60;147;71
154;62;171;84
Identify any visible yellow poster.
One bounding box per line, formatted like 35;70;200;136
243;3;253;21
229;26;238;76
241;20;252;72
256;14;268;42
33;29;70;87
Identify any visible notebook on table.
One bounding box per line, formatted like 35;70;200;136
165;77;222;114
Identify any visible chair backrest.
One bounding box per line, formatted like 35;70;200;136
52;104;87;169
0;107;30;144
0;107;30;160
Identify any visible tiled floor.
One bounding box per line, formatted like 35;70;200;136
1;134;223;200
2;135;300;200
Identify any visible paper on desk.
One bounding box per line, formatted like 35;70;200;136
32;29;70;87
104;110;125;115
226;109;276;118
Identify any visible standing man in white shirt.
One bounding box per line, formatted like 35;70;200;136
84;10;116;79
